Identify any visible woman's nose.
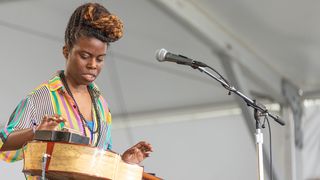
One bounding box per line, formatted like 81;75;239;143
87;58;97;68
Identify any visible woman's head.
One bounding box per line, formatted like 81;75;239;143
64;2;123;52
63;3;123;86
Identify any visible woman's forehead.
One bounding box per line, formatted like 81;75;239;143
72;36;107;54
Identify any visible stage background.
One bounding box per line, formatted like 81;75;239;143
1;0;320;179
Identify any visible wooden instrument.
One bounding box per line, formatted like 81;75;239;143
23;141;144;180
23;131;163;180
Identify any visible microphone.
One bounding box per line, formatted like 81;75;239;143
155;48;207;67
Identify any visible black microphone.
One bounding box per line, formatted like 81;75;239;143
155;48;207;67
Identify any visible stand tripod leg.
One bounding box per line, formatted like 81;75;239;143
256;128;264;180
41;154;50;180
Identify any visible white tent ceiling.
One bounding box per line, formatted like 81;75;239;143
0;0;319;123
1;0;320;179
0;0;320;121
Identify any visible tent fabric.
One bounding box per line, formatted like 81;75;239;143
302;103;320;179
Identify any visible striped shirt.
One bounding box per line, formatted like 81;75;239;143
0;71;112;163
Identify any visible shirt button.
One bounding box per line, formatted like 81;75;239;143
73;105;77;109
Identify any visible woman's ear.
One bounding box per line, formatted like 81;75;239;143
62;46;69;59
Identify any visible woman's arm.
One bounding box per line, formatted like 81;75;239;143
0;128;34;151
0;115;65;151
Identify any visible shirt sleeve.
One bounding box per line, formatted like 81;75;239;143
104;110;112;150
0;96;35;162
106;124;112;150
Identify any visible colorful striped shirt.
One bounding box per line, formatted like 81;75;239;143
0;71;112;164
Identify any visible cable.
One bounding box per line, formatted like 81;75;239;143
206;65;231;86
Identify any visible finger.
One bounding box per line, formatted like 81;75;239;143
47;116;57;121
57;116;64;121
139;141;148;146
63;120;69;127
136;141;146;147
145;143;153;151
42;115;49;121
55;119;66;124
47;116;64;123
147;145;153;152
144;153;151;158
55;115;67;123
141;144;153;152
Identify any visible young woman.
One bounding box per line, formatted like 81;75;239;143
0;2;152;178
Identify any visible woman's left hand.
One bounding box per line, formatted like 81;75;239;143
122;141;153;164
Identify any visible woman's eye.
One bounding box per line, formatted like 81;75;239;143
97;56;105;62
80;53;90;59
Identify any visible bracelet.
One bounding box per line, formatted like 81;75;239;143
32;125;37;134
31;119;38;134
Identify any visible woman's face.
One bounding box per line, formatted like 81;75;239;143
64;36;107;86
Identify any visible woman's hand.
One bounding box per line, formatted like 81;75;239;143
36;114;66;131
122;141;153;164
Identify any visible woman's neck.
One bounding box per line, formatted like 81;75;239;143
63;72;88;94
67;80;88;94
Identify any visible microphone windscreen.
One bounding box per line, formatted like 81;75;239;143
155;48;168;62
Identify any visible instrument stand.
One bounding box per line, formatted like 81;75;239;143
194;66;285;179
41;153;50;180
255;109;265;180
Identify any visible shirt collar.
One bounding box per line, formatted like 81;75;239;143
48;70;101;98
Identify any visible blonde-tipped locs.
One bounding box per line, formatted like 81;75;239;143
64;2;124;49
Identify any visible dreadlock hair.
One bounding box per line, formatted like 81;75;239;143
64;2;124;50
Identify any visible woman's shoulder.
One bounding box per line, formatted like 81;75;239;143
29;72;62;96
29;81;51;96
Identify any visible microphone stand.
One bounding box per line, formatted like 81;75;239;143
194;65;285;180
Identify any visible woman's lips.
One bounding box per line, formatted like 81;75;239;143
82;73;96;81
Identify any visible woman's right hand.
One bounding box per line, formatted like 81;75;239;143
0;115;67;151
36;114;66;131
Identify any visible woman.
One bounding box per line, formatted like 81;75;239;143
0;2;152;177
